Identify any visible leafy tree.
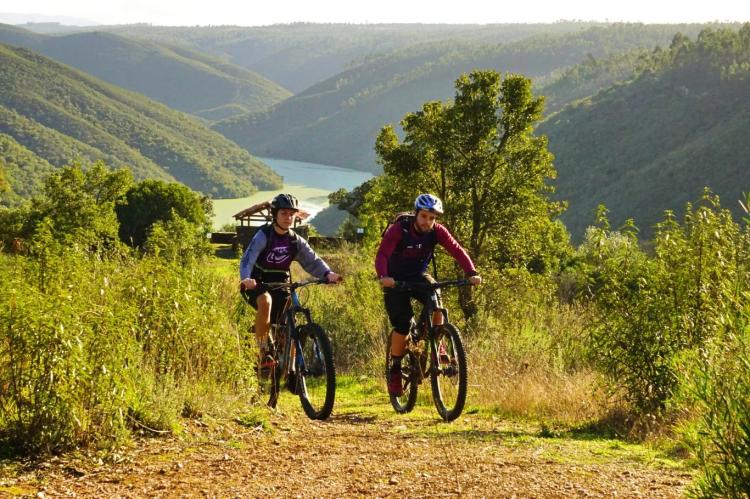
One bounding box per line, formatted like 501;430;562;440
328;178;378;219
32;162;133;247
117;179;212;248
374;70;567;272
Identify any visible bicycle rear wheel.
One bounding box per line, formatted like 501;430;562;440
296;324;336;420
386;349;419;414
430;323;467;421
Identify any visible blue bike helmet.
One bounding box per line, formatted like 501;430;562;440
414;193;443;215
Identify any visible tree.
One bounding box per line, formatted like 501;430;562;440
373;70;568;272
116;179;212;248
34;162;133;247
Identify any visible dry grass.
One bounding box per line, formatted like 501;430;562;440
469;352;607;423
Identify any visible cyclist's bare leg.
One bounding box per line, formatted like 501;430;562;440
390;330;407;357
432;310;444;326
255;292;272;347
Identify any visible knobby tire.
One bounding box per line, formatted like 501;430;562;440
430;323;468;421
297;323;336;420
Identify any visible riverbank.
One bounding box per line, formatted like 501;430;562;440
211;158;372;230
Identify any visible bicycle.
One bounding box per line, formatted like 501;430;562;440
241;278;336;420
385;279;470;421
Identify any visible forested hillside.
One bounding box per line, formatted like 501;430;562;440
0;43;282;199
0;24;291;121
213;23;712;172
539;50;650;114
541;26;750;239
0;133;56;206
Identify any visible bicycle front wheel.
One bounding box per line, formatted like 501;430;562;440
386;349;419;414
296;324;336;420
430;323;468;421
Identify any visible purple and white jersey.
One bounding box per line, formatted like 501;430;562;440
261;231;296;270
240;226;331;281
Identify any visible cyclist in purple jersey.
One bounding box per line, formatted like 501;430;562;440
240;194;341;361
375;194;481;396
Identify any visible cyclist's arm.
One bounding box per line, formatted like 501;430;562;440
239;230;268;281
435;224;478;276
294;237;332;279
375;223;401;278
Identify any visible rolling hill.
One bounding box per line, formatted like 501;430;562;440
213;23;713;172
540;26;750;239
0;43;282;199
0;24;292;121
0;132;56;206
98;22;608;93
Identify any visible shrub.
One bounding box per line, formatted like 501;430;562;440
294;246;387;373
679;310;750;497
117;179;211;248
583;193;748;420
144;213;212;264
0;241;254;453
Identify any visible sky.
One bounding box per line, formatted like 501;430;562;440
3;0;750;26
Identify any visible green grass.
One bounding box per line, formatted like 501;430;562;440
269;374;692;471
0;485;37;496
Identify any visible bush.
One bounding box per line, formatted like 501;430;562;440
0;240;254;453
144;213;212;264
583;194;748;420
117;179;212;248
678;310;750;497
294;246;387;372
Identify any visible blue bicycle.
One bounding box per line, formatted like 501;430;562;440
242;279;336;420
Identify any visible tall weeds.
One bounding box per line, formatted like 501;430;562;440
0;242;254;453
300;248;603;423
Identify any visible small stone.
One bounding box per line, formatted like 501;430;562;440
389;476;399;485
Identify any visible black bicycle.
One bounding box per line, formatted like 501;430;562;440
242;279;336;420
385;279;470;422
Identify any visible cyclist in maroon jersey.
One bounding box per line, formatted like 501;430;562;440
375;194;481;396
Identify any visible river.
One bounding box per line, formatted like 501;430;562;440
211;158;373;230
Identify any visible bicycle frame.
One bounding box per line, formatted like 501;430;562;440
396;279;467;378
266;279;325;382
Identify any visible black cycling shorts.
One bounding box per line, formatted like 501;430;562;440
244;283;290;325
383;274;436;334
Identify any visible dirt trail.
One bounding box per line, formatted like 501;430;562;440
2;402;692;498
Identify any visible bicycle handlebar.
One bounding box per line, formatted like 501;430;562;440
264;278;330;291
393;278;470;290
240;277;331;294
